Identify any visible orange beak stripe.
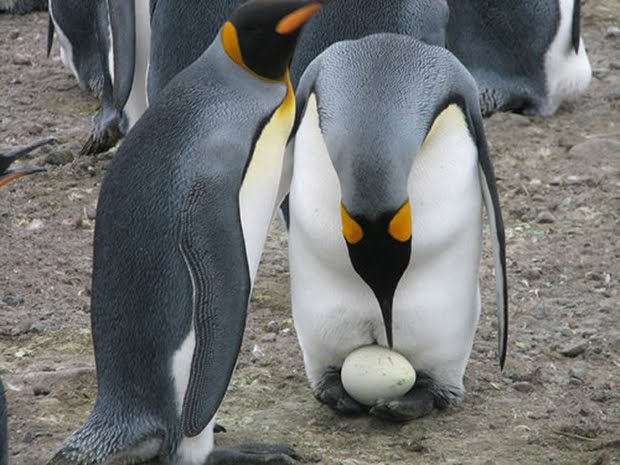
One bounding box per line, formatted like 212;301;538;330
388;200;412;242
276;3;323;35
341;203;364;244
0;172;27;188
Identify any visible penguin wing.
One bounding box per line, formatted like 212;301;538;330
571;0;581;54
179;177;251;437
107;0;136;111
469;107;508;369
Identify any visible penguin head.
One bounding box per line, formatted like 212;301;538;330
223;0;324;81
340;199;412;347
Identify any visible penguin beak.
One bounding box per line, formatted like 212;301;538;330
0;166;46;187
341;201;412;348
275;2;323;35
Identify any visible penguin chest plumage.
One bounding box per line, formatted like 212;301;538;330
290;96;483;384
239;83;295;280
542;0;592;115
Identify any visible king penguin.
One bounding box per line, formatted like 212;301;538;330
46;1;322;464
446;0;592;116
288;33;508;421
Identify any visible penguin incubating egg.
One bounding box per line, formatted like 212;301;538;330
46;1;322;464
446;0;591;116
288;33;508;421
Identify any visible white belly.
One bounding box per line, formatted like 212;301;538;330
542;0;592;115
124;0;152;128
289;97;482;387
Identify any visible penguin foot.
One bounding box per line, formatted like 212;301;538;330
313;367;367;415
206;443;302;465
370;383;435;422
81;109;123;155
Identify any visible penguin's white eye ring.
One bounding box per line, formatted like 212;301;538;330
341;203;364;244
388;200;412;242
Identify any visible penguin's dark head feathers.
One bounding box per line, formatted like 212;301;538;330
224;0;324;81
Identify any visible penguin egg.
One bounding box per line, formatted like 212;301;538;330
341;345;416;407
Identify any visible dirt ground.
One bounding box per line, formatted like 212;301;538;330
0;2;618;465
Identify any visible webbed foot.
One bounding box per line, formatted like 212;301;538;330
206;443;302;465
313;367;367;415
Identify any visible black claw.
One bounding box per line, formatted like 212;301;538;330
313;367;367;415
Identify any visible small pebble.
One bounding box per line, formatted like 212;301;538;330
559;342;587;357
536;211;556;224
513;381;535;393
606;26;620;38
33;385;51;396
341;460;368;465
12;53;32;65
568;367;587;381
46;150;74;166
569;138;620;160
307;452;322;463
390;453;403;461
9;30;20;40
260;333;276;342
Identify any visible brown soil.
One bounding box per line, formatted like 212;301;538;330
0;3;618;465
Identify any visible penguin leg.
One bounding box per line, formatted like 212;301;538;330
313;367;367;415
207;444;302;465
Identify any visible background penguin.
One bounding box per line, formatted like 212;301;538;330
0;379;6;465
289;0;449;86
446;0;592;116
288;33;507;421
0;138;54;187
46;1;322;464
47;0;105;96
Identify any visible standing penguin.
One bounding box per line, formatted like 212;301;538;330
47;1;322;464
288;34;508;420
446;0;591;116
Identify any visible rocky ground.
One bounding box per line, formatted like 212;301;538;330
0;2;618;465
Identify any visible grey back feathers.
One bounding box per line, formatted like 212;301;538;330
0;0;46;14
148;0;243;102
290;0;449;87
297;34;478;215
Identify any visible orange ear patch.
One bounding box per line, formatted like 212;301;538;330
388;200;412;242
276;3;323;35
222;21;244;68
341;203;364;244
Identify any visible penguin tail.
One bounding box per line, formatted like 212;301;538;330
46;410;164;465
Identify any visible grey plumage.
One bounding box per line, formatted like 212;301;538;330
0;0;46;14
290;0;449;86
147;0;244;103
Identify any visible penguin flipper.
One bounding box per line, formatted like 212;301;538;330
46;14;54;57
179;178;251;437
571;0;581;54
469;109;508;369
0;379;7;465
107;0;136;112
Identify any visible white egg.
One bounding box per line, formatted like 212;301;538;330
341;345;416;406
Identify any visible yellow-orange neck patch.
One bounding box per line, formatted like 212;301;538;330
388;200;412;242
0;172;27;188
341;203;364;244
221;22;288;84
